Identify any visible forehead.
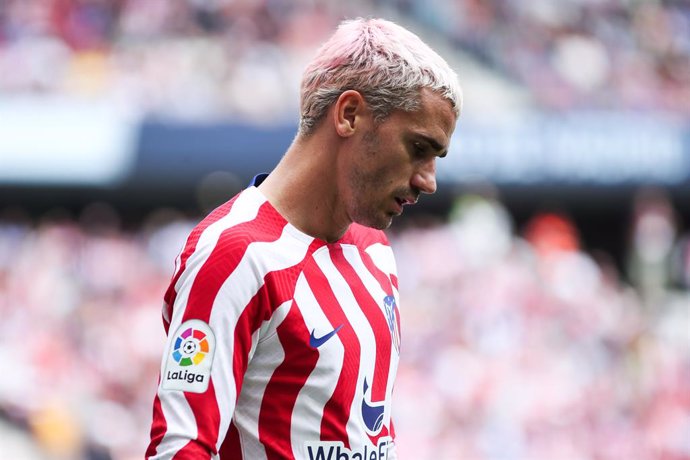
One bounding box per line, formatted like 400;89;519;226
385;88;457;141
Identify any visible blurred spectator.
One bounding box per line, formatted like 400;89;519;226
671;234;690;289
627;188;679;306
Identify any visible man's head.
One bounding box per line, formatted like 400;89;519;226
298;18;462;135
338;86;457;230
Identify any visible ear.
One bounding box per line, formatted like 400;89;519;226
333;90;367;138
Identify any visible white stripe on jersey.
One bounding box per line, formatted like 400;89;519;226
171;186;266;309
151;391;200;459
156;190;267;455
232;298;293;460
209;226;314;453
342;246;400;425
309;246;381;450
290;265;347;456
365;243;398;279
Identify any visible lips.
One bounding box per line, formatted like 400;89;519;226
396;196;418;206
391;197;403;214
393;196;417;214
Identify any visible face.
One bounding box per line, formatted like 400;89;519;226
343;88;457;230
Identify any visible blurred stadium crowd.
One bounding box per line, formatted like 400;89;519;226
1;0;689;459
391;190;689;459
392;0;690;113
1;0;688;118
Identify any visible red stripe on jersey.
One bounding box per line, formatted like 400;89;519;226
360;251;402;355
172;381;222;458
230;241;324;400
259;301;319;460
157;200;288;459
390;273;398;290
219;421;243;458
163;198;237;330
181;201;284;324
149;198;238;459
171;441;212;459
230;287;267;399
342;223;388;248
330;249;392;403
146;392;166;458
303;251;360;448
360;246;396;297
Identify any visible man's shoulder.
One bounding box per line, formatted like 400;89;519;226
190;188;286;255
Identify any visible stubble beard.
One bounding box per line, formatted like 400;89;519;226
347;127;407;230
347;165;393;230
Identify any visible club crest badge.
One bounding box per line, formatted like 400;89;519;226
383;295;401;353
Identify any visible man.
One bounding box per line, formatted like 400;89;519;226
147;17;461;459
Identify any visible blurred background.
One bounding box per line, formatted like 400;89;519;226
0;0;689;459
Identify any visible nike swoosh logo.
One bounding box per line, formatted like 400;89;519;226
309;324;343;348
361;377;385;434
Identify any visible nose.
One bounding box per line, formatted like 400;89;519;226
411;159;437;195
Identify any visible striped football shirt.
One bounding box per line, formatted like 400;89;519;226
146;181;401;459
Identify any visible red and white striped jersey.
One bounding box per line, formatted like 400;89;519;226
147;183;401;459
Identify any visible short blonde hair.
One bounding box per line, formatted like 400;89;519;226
299;18;462;135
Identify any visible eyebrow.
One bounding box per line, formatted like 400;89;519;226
416;134;448;158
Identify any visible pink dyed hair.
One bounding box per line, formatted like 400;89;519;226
299;18;462;134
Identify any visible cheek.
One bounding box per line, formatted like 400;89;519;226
354;141;407;192
360;168;398;199
352;156;389;187
377;161;409;187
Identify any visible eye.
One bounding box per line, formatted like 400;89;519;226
412;141;426;157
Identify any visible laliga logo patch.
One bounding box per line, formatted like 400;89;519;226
172;325;210;366
162;319;215;393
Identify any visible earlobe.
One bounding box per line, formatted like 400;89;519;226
334;90;364;137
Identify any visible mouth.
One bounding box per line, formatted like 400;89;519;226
393;197;404;214
393;196;416;214
396;196;417;206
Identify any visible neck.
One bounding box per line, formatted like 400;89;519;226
257;133;351;243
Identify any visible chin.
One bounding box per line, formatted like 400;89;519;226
350;203;395;230
373;221;393;230
355;215;393;230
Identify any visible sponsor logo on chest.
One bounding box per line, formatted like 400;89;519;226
305;437;391;460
